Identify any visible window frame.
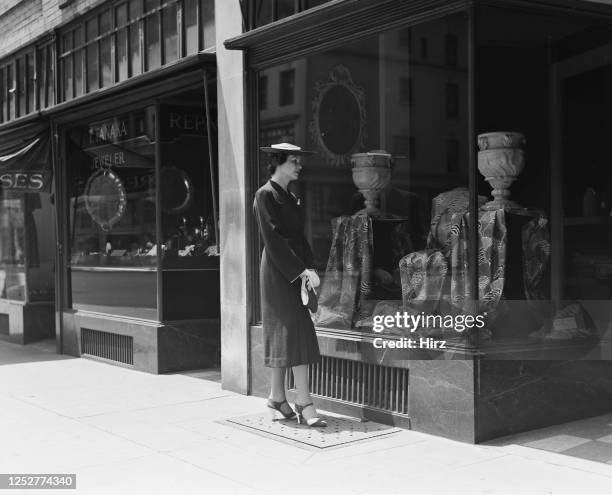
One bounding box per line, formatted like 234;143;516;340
58;0;214;103
0;39;55;124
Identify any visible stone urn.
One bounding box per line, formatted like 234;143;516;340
351;150;392;216
477;132;525;211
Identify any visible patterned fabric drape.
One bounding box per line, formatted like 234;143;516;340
400;190;550;318
314;188;550;330
315;214;373;328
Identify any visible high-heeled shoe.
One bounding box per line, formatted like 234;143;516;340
267;399;296;421
294;403;327;427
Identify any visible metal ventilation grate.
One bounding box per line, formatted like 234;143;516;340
81;328;133;365
290;356;409;415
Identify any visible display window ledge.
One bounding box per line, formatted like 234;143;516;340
71;266;157;272
69;308;162;326
251;323;610;362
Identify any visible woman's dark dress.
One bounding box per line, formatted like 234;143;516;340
253;180;321;367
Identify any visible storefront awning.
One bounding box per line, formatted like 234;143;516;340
0;132;51;193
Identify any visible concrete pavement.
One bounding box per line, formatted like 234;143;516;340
1;339;611;494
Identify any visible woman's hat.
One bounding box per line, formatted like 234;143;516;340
259;142;315;155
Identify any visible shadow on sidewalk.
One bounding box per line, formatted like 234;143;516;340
485;413;612;464
0;338;74;366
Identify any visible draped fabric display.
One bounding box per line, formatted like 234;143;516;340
315;214;373;328
399;189;550;324
315;214;414;329
0;133;52;194
314;187;550;334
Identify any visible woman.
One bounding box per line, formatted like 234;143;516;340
253;142;326;428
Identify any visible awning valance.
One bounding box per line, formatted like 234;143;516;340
0;132;51;193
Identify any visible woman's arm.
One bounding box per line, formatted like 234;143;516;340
254;190;306;283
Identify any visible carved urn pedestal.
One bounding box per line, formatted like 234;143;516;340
477;132;526;211
351;150;392;216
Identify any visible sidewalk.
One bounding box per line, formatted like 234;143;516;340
1;339;611;495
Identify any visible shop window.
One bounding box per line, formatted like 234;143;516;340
255;15;471;337
446;82;459;119
445;34;458;67
66;108;158;319
279;69;295;106
399;77;413;106
259;75;268;109
159;103;219;274
0;194;26;301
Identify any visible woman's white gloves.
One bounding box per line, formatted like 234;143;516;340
299;269;320;290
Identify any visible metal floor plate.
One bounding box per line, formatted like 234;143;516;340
223;412;401;449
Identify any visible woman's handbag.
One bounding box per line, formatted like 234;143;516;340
301;276;318;313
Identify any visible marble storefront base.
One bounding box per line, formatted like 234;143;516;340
249;325;476;442
0;299;54;344
61;311;220;374
248;326;612;443
476;360;612;442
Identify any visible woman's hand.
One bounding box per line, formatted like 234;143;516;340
300;269;320;290
307;269;320;288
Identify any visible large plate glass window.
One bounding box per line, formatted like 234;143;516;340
256;14;472;341
66;108;157;319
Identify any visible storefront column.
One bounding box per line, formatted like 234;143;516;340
216;0;249;393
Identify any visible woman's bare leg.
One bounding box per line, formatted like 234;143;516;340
292;364;322;422
269;367;294;416
270;367;287;402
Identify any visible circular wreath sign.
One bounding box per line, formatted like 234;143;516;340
84;169;127;231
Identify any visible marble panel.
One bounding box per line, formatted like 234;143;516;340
477;360;612;442
409;360;476;443
249;325;269;398
158;319;220;372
